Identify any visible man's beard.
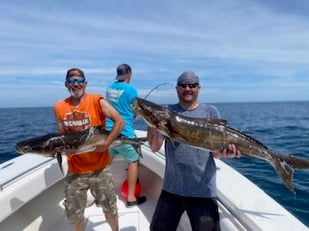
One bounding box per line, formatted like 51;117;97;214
69;88;84;98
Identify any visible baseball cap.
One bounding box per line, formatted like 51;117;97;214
177;71;199;85
66;68;85;79
116;64;131;80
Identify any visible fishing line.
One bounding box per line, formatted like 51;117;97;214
143;82;175;99
133;82;174;124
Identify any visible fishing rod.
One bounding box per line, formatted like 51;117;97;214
143;82;175;99
134;82;174;123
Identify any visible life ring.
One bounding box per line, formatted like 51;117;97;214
121;178;141;199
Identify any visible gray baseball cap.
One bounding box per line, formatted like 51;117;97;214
177;71;199;85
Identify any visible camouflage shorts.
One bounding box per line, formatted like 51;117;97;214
63;166;117;224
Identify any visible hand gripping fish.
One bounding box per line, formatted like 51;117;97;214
132;97;309;193
15;126;147;174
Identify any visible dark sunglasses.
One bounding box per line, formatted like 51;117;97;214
67;77;85;84
177;83;199;89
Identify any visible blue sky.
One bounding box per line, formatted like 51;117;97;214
1;0;309;108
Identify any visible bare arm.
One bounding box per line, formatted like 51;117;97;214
54;109;65;133
147;126;164;152
93;98;125;151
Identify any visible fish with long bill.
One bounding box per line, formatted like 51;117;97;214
132;97;309;193
16;126;147;173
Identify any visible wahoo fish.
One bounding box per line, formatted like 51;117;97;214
132;97;309;192
16;126;147;173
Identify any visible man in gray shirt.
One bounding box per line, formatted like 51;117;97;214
147;71;241;231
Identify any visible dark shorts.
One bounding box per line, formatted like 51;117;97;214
64;166;117;224
150;190;221;231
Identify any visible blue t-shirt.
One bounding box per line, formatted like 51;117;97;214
163;103;221;198
106;82;138;137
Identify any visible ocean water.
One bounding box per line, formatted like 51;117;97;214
0;101;308;227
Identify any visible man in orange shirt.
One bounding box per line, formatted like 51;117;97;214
54;68;124;231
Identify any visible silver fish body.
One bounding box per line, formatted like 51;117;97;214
132;97;309;192
16;126;146;155
16;126;147;173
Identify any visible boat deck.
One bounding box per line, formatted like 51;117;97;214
48;159;159;231
52;190;157;231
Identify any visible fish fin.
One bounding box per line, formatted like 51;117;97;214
226;126;269;150
56;153;64;175
136;137;148;158
182;116;228;126
116;136;147;158
271;153;309;192
116;136;147;145
133;143;143;158
269;152;295;193
133;137;148;143
130;137;147;158
286;155;309;169
127;137;147;158
198;117;269;150
203;118;228;125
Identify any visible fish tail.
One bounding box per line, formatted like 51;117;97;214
56;153;64;175
114;136;147;158
121;137;147;146
133;143;143;158
132;137;148;144
131;138;146;158
287;155;309;169
269;154;295;193
133;137;147;158
268;153;309;193
269;151;309;193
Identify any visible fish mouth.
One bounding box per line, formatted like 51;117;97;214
15;144;31;154
15;145;23;153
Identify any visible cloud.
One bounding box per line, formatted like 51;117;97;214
1;0;309;107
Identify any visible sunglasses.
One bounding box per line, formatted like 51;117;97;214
67;77;85;84
177;83;199;89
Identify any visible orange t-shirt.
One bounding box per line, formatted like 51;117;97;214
54;93;111;174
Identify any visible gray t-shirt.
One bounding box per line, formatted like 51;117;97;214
163;103;220;197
